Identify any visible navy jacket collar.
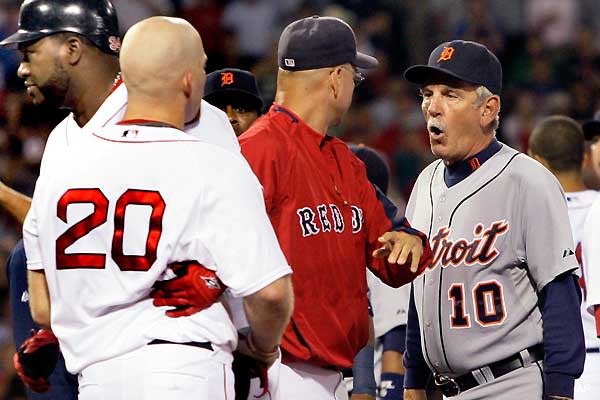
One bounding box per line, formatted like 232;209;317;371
444;139;502;187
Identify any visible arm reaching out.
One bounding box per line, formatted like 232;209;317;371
0;181;32;224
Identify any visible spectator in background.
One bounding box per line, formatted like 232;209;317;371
111;0;174;33
526;0;579;50
222;0;279;68
453;0;504;54
180;0;227;71
501;90;539;151
0;1;20;92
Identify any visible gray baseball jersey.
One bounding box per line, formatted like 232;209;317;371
405;143;578;376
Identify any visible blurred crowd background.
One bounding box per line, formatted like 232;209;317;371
1;0;600;397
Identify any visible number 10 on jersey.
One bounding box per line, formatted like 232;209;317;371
448;281;506;328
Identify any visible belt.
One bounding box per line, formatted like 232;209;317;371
434;344;544;397
148;339;213;351
587;347;600;353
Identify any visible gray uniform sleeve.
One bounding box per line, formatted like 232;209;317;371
517;159;578;290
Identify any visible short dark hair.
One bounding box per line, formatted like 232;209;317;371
528;115;584;172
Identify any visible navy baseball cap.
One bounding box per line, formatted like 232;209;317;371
204;68;263;112
583;111;600;141
404;40;502;95
278;15;378;71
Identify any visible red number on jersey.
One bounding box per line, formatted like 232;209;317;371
55;188;165;271
56;189;109;269
112;190;166;271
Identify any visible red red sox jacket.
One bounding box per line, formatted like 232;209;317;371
239;104;432;369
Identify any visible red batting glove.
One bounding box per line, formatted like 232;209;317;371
13;329;60;393
151;261;225;317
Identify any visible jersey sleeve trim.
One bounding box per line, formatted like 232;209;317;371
26;259;44;271
227;265;292;298
533;263;579;292
594;305;600;338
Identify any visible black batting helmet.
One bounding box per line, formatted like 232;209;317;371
0;0;120;55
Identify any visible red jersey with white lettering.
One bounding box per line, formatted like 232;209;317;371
239;104;431;369
23;123;291;374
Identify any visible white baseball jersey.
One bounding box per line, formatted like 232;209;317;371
366;270;409;338
23;123;291;374
582;195;600;333
406;143;578;376
39;81;240;176
564;190;600;350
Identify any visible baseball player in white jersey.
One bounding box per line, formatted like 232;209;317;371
402;40;584;400
24;17;293;399
0;1;241;397
528;115;600;399
582;114;600;339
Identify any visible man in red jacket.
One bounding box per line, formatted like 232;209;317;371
240;15;434;400
154;16;432;400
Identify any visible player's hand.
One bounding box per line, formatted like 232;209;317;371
237;331;279;367
232;350;271;399
150;261;225;318
404;389;428;400
13;329;60;393
372;231;424;272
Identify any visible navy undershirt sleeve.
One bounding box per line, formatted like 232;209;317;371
403;284;432;389
539;272;585;398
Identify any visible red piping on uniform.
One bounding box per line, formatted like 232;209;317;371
595;305;600;338
91;133;200;144
117;118;166;125
110;77;123;94
223;364;227;400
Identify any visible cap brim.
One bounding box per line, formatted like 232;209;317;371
204;89;263;112
354;52;378;69
404;65;478;87
0;31;46;49
583;120;600;141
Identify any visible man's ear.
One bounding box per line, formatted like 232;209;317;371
330;66;343;99
182;70;193;99
481;95;500;127
63;36;84;65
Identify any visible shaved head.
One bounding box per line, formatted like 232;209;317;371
120;17;207;122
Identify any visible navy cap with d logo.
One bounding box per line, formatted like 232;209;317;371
404;40;502;95
204;68;263;112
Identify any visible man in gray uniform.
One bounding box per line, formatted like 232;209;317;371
401;40;585;400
